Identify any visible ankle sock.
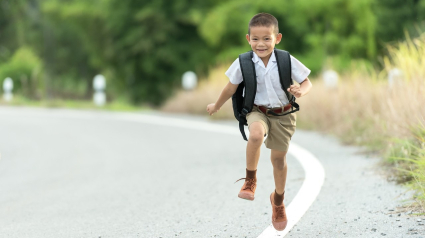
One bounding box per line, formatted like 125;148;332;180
246;168;257;179
274;190;284;205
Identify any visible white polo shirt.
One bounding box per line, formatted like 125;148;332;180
225;51;311;108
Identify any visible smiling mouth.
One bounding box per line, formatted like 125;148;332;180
257;49;267;52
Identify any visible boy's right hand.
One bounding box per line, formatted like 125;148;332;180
206;103;219;116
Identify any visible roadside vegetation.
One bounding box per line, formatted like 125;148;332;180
163;34;425;212
388;124;425;213
0;95;145;112
1;0;424;105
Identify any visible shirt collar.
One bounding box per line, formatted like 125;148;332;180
252;52;260;63
270;51;277;62
252;51;277;63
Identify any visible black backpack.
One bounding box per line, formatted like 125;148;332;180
231;49;299;141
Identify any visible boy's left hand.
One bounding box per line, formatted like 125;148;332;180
287;85;303;98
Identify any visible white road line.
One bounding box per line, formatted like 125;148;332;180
0;108;325;237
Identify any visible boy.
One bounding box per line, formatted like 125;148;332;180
206;13;312;231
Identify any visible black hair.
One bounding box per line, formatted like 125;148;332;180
248;13;279;35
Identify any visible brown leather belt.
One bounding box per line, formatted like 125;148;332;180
254;104;292;116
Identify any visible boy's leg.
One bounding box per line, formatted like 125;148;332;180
246;122;266;170
264;113;295;230
237;121;266;200
269;149;288;231
270;149;288;196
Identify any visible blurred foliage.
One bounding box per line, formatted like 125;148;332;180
200;0;378;74
41;0;220;104
0;0;424;105
0;47;43;98
375;0;425;44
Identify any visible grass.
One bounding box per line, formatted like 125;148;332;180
0;95;148;112
388;123;425;213
161;33;425;212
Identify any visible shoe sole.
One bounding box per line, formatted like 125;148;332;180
238;192;254;201
270;193;288;231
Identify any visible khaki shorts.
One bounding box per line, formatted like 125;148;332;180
246;105;296;152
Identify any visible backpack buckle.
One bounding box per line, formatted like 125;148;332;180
241;108;249;117
289;96;296;105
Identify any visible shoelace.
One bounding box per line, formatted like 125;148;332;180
234;178;256;191
274;206;286;219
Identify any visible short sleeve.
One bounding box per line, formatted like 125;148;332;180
225;58;243;85
290;55;311;84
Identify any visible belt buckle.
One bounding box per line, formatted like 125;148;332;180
266;107;279;116
265;108;272;116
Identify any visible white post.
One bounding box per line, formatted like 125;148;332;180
3;77;13;102
93;74;106;106
388;68;403;88
322;70;338;89
182;71;197;91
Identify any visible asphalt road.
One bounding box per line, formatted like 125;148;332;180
0;107;424;238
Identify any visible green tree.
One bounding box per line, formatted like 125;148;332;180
41;0;108;98
374;0;425;43
0;47;43;98
41;0;220;105
101;0;219;105
200;0;377;73
0;0;45;98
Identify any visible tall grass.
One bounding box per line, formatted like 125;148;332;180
297;33;425;148
297;33;425;211
388;124;425;212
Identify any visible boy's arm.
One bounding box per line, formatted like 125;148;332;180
288;78;312;98
206;82;239;116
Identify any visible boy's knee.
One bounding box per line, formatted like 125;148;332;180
249;132;264;145
248;122;265;144
271;156;287;170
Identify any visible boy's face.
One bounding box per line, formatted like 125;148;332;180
246;26;282;60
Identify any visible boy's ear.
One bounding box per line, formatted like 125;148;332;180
276;33;282;44
246;34;250;43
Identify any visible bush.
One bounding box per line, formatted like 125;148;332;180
0;47;43;99
388;124;425;212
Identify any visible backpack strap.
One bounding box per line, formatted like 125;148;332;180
273;49;300;116
238;51;257;141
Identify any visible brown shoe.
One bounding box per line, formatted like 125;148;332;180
270;191;288;231
235;177;257;200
